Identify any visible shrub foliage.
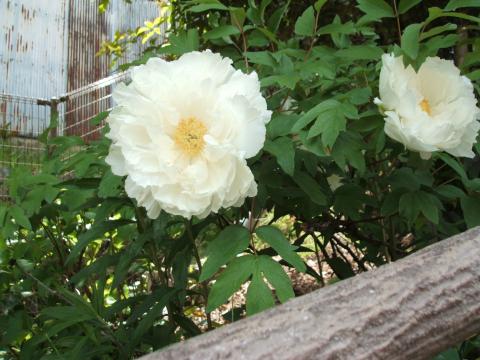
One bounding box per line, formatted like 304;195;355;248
1;0;480;358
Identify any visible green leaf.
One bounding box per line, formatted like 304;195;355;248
399;192;421;224
401;23;423;59
314;0;327;12
420;23;458;40
460;196;480;228
325;257;355;279
112;234;149;288
199;225;250;282
292;99;340;133
40;306;96;322
203;25;240;40
246;271;275;315
436;153;468;182
435;185;465;199
258;256;294;303
165;29;199;56
261;74;300;90
294;6;315;36
66;219;134;265
267;0;290;32
334;184;368;219
207;255;255;312
188;2;228;12
398;0;422;14
267;113;298;138
444;0;480;11
10;205;31;230
90;111;109;126
256;226;306;272
263;137;295;176
71;254;118;285
357;0;395;19
416;191;440;224
246;51;276;67
293;171;327;206
399;191;440;224
98;169;123;198
125;288;176;355
336;46;384;60
307;108;346;148
230;7;246;29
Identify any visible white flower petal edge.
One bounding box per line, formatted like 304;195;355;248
375;53;480;159
105;50;271;219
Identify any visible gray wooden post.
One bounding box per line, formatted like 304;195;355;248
140;227;480;360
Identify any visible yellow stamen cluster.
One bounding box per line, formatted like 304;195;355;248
420;99;432;116
173;117;207;157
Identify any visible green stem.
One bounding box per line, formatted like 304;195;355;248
186;220;213;330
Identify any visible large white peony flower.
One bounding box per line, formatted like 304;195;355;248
375;53;480;159
105;50;271;219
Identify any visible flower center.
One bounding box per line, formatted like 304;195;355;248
420;99;432;116
173;117;207;157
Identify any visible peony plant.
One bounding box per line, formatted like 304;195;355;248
375;53;480;159
2;1;480;359
105;50;271;219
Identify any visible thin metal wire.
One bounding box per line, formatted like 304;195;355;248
0;70;132;200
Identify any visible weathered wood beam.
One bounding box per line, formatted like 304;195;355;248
141;227;480;360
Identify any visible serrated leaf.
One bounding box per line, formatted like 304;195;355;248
207;255;255;312
246;271;275;315
295;6;315;36
258;256;294;303
256;226;306;272
199;225;250;282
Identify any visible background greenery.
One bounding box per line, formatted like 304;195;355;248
2;0;480;358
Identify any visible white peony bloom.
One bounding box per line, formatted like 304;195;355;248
374;53;480;159
105;50;271;219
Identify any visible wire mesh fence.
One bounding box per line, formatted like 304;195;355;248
0;71;131;200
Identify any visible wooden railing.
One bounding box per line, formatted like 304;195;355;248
140;227;480;360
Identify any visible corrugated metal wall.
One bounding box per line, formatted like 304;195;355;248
0;0;69;99
63;0;161;137
0;0;161;135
